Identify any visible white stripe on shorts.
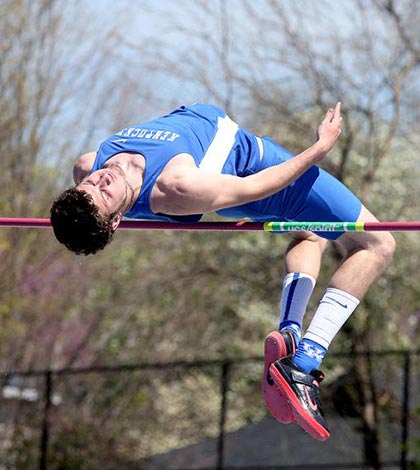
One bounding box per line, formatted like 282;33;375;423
199;115;239;174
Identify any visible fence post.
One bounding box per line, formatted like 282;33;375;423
400;352;411;470
39;370;52;470
217;360;230;470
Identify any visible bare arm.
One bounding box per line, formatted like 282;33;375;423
73;152;97;184
155;103;343;215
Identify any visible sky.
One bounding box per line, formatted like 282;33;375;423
48;0;420;168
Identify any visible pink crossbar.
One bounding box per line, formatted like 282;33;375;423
0;218;263;231
1;218;420;231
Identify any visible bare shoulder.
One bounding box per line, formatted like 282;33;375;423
156;153;198;184
151;153;198;214
161;153;197;174
73;152;97;184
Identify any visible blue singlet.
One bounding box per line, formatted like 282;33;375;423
91;103;361;240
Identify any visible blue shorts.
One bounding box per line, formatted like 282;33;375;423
218;137;362;240
289;166;362;240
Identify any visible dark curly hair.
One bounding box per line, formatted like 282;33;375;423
50;187;115;255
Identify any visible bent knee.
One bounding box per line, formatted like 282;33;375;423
356;205;396;261
375;232;396;263
288;231;328;255
338;229;395;264
289;231;327;244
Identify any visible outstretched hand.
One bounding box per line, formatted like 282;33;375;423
316;102;342;155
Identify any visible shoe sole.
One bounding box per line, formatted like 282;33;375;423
269;363;330;441
262;331;294;424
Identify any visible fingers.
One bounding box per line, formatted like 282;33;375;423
323;108;334;122
335;101;341;114
333;101;342;123
322;102;342;123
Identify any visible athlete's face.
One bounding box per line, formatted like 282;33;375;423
77;167;128;218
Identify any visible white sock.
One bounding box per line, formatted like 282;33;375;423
279;272;316;338
303;287;360;349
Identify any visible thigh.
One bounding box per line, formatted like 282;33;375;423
293;168;362;241
334;205;383;252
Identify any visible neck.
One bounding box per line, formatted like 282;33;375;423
124;179;137;212
105;153;144;211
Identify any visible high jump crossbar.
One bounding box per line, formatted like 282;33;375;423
1;218;420;232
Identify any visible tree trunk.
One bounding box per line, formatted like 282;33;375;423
354;335;381;469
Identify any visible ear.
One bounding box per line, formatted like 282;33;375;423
110;213;123;232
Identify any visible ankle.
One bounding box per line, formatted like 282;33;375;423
293;338;326;374
280;322;301;347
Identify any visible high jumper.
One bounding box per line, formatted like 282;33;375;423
49;102;395;440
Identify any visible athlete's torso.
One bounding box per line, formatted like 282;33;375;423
91;103;295;222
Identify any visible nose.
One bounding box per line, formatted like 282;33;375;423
102;172;113;185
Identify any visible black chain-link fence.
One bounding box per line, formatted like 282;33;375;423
0;350;419;470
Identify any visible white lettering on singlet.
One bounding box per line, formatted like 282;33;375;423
115;128;180;142
199;115;239;174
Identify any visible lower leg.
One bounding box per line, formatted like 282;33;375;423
279;234;327;342
284;233;327;279
263;236;328;425
329;206;396;298
295;206;396;373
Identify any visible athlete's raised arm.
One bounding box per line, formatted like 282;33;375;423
153;103;342;215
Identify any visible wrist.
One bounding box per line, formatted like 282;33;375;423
312;141;328;160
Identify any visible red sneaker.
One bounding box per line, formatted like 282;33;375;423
262;330;297;424
269;356;330;441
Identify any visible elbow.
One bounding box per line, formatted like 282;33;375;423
157;173;190;198
155;174;194;213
